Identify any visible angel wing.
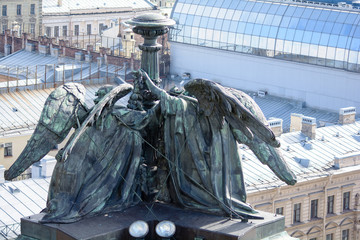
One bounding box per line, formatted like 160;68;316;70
60;83;133;161
184;79;296;185
184;79;279;147
5;83;88;180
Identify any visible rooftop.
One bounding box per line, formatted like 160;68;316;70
243;120;360;193
0;83;130;136
42;0;155;15
0;178;50;239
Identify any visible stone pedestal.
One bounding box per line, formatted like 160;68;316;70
19;203;296;240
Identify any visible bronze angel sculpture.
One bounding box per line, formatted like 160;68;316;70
5;70;296;223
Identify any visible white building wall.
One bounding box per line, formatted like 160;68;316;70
170;42;360;112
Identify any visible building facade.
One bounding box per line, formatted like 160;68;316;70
150;0;176;8
243;109;360;240
42;0;157;50
0;0;42;38
169;0;360;112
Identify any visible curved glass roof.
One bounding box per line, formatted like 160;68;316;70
170;0;360;72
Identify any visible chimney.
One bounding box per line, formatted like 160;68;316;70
339;107;356;125
85;54;92;62
75;51;84;61
39;44;50;55
301;116;316;139
31;156;56;178
97;57;104;67
25;43;35;52
290;113;303;132
51;47;60;57
268;118;283;137
0;165;5;184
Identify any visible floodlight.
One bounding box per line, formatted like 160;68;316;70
129;220;149;238
155;220;176;238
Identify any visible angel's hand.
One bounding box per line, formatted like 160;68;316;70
140;69;164;98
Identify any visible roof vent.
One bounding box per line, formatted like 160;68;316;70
335;132;340;137
304;143;313;150
286;145;291;151
294;157;310;168
257;90;267;98
12;107;18;112
9;186;21;194
321;135;325;141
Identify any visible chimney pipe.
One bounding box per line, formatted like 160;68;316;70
268;118;283;137
290;113;303;132
339;107;356;125
301;116;316;139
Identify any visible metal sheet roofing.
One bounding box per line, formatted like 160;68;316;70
0;84;130;136
252;93;341;131
243;120;360;193
43;0;155;14
0;50;128;89
0;178;50;239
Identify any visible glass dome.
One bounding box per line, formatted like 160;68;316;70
170;0;360;72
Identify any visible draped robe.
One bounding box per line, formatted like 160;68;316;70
41;107;155;223
160;91;260;219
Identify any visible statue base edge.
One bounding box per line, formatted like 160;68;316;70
18;203;296;240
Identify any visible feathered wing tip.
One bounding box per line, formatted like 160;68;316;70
184;79;279;147
61;83;133;161
5;83;88;180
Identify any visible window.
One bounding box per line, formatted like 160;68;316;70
2;5;7;16
310;199;318;219
2;24;7;33
293;203;301;223
54;26;59;37
326;233;333;240
328;195;334;214
342;229;349;240
46;27;51;37
343;192;350;211
4;143;12;157
30;23;35;35
30;4;35;15
63;25;67;37
276;207;284;215
309;238;317;240
74;25;79;36
16;4;21;16
99;23;104;34
87;24;91;35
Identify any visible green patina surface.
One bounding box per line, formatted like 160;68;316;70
6;14;297;225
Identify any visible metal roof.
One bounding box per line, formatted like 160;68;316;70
0;50;128;90
43;0;155;14
0;117;359;239
252;93;342;131
0;84;130;136
0;178;50;239
243;120;360;193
